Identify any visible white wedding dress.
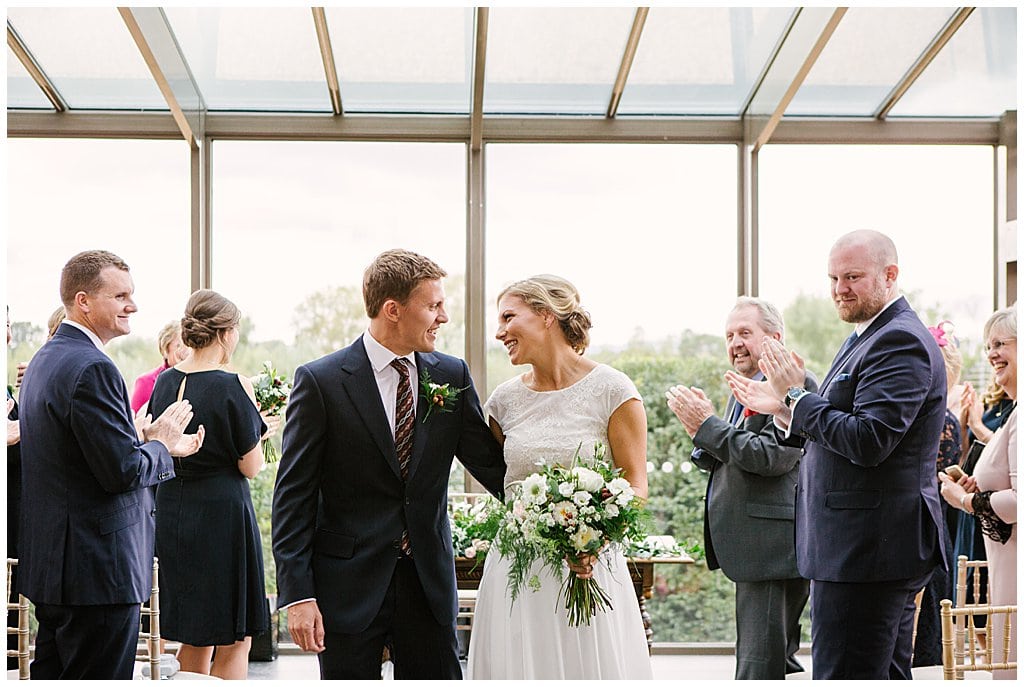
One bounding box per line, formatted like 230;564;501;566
466;364;653;680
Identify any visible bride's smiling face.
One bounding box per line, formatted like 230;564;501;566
495;295;549;366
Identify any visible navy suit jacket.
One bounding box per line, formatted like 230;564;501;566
789;297;948;582
272;337;505;634
17;323;175;605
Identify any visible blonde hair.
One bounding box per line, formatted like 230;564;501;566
498;274;592;354
46;306;66;339
180;290;240;350
156;321;182;361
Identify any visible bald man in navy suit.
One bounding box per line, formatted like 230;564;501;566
728;230;948;679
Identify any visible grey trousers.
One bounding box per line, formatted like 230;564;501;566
734;577;810;679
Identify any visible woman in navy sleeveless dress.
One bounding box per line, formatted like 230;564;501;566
149;290;269;679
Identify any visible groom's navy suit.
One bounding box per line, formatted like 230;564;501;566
272;336;505;679
786;297;948;679
17;323;176;679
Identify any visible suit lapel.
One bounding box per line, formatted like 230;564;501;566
406;352;437;482
340;339;402;480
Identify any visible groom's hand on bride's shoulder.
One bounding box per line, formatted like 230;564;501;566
288;600;326;653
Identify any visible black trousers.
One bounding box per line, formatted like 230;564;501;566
32;602;140;680
318;557;462;680
809;569;933;680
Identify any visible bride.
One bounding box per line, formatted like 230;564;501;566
466;275;652;680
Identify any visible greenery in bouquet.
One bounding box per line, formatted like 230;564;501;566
449;496;502;568
251;360;291;463
496;442;649;627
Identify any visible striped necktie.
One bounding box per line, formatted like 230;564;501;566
390;358;414;556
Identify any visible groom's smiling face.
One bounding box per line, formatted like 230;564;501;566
394;278;449;353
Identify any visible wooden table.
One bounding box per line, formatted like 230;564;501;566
454;554;693;651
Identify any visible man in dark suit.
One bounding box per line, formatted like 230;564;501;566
667;297;812;679
728;230;948;679
272;249;505;680
18;250;203;679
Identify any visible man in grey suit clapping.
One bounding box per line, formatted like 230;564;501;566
666;297;813;679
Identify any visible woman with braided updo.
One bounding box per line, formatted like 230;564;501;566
148;290;270;679
467;275;652;679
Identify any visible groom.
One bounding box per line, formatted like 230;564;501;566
272;249;506;679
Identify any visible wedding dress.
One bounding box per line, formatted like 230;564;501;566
466;364;653;679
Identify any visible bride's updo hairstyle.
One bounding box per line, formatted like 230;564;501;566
499;275;592;354
180;289;241;351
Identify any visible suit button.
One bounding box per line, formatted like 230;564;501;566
150;509;157;517
405;498;411;506
392;539;401;550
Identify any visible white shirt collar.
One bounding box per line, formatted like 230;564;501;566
362;329;416;374
62;319;106;352
854;294;902;336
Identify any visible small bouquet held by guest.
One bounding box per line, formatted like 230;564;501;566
251;360;291;463
496;442;647;626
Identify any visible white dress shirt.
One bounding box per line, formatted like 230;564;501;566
362;330;418;437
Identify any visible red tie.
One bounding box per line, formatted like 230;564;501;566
390;358;414;556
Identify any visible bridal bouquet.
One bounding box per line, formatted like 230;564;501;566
252;360;291;463
496;442;648;627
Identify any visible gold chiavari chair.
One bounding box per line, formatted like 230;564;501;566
6;558;29;680
138;557;161;681
940;599;1016;679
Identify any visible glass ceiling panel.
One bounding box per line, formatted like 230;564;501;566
485;7;635;115
890;7;1016;118
164;7;329;112
618;7;794;116
325;7;471;114
787;7;957;116
7;7;167;110
7;45;54;109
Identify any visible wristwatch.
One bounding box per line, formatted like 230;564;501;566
784;386;807;408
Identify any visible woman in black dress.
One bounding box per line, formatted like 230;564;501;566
150;290;269;679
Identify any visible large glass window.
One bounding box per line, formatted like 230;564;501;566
485;143;738;392
211;140;467;371
7;138;190;384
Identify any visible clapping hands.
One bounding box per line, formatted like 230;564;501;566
726;338;806;417
664;385;716;437
140;400;205;457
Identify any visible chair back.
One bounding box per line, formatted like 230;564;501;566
6;558;29;680
955;555;989;608
138;557;161;681
940;599;1016;679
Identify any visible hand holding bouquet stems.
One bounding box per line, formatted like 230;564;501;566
252;361;291;463
497;441;648;627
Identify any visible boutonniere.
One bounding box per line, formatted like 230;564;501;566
743;407;757;418
419;371;468;423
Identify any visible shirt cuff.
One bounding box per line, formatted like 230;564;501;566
280;598;316;610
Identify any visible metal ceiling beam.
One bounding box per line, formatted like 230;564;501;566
606;7;648;118
118;7;203;148
7;111;1005;146
745;7;846;153
7;20;68;112
874;8;974;120
470;8;489;151
312;7;343;115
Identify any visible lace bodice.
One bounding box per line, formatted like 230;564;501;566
484;364;642;488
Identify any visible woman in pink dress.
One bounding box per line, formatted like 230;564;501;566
940;305;1016;680
131;321;189;413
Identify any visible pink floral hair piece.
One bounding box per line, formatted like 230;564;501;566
928;320;956;348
